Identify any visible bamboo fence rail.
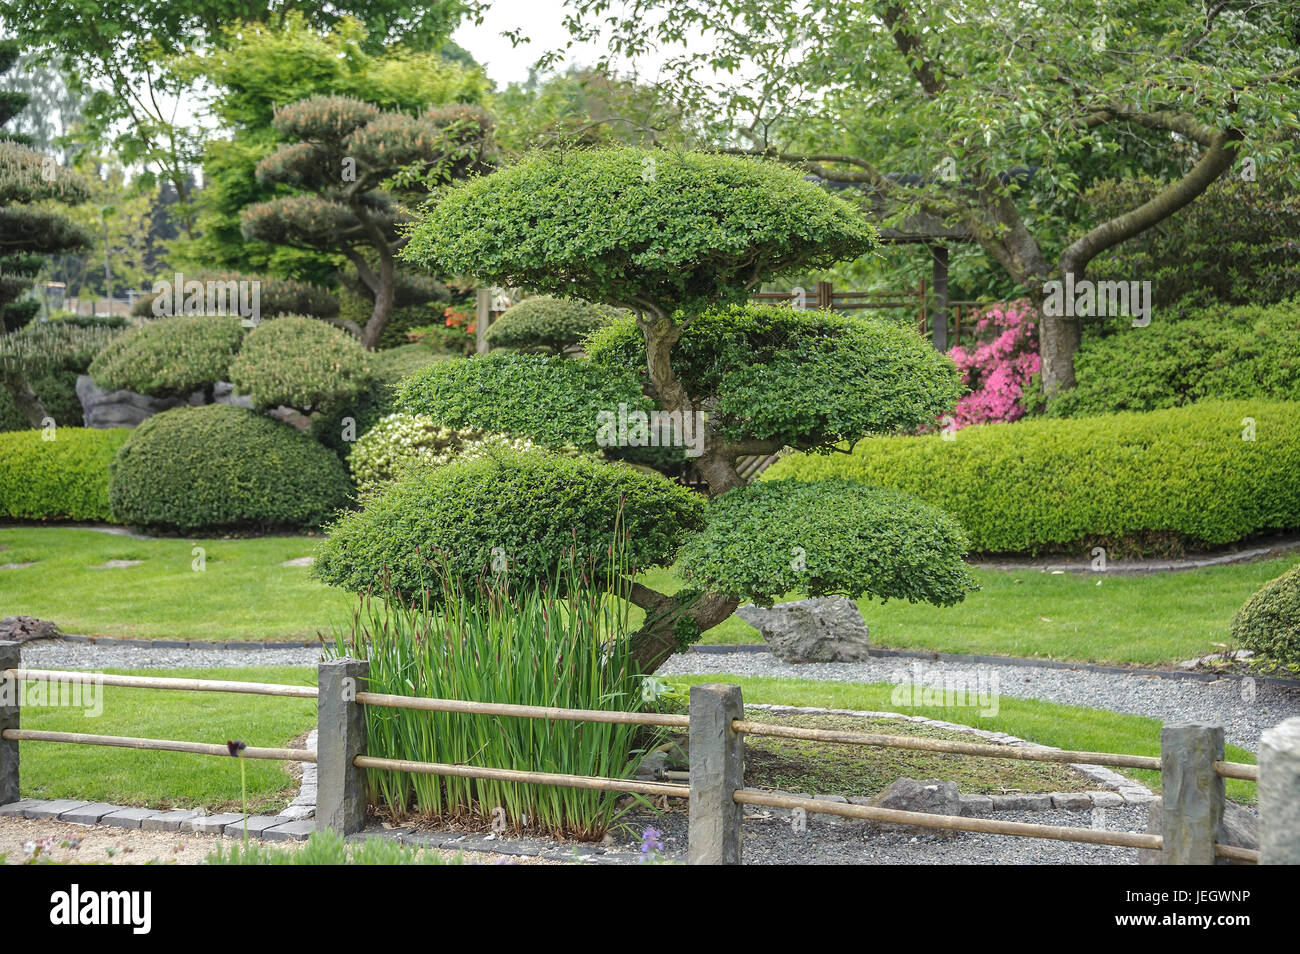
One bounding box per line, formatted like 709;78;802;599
2;728;314;762
354;755;688;798
354;691;689;727
5;668;319;699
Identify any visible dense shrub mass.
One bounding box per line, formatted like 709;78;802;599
765;401;1300;556
0;321;126;430
314;449;706;595
677;479;977;606
228;316;373;412
1046;300;1300;418
587;304;962;448
486;296;620;353
109;405;353;532
347;412;536;496
1232;563;1300;667
0;427;128;520
88;316;247;397
395;352;650;451
132;273;340;320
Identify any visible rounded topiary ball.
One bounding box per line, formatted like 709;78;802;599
1232;563;1300;667
228;315;372;413
88;316;247;397
109;404;354;532
486;296;622;354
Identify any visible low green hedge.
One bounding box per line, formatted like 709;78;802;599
764;401;1300;556
314;449;706;595
1232;563;1300;668
109;405;354;532
0;427;128;520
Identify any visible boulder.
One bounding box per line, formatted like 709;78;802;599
0;615;63;643
866;777;961;833
1137;797;1258;865
736;596;870;662
76;375;251;429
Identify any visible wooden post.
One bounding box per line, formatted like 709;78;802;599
1160;722;1224;864
317;658;368;834
1259;717;1300;864
0;641;18;805
816;280;833;310
917;276;928;338
688;683;744;865
930;244;949;352
475;288;491;355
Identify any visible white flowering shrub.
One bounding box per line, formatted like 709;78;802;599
347;412;536;497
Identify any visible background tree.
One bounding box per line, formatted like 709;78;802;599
173;14;491;282
240;95;493;349
0;2;477;237
549;0;1300;394
317;148;977;671
0;39;91;425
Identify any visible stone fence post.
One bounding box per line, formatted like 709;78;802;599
1160;722;1225;864
317;658;368;835
688;683;744;865
0;641;18;805
1259;717;1300;864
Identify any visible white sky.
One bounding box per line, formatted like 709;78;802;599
452;0;678;88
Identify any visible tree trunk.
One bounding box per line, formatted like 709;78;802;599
361;248;396;351
1037;312;1080;394
628;589;741;673
0;372;49;428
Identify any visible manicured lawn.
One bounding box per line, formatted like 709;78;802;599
664;673;1258;803
3;526;1294;665
17;667;317;812
642;554;1300;666
0;527;352;641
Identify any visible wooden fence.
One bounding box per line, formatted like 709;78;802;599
3;643;1295;865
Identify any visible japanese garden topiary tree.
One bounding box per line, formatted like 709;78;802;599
1;40;93;425
314;147;978;671
240;95;493;349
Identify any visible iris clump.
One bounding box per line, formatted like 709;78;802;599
327;524;663;840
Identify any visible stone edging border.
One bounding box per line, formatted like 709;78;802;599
0;799;315;841
688;643;1300;689
742;703;1156;814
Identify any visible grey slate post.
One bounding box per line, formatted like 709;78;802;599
0;642;17;805
1160;722;1224;865
317;657;368;834
688;683;744;865
1259;717;1300;864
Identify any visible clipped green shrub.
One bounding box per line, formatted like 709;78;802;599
109;405;353;532
677;479;978;606
347;412;537;496
88;316;246;397
314;449;706;595
587;304;961;448
228;316;373;413
403;147;876;315
1046;300;1300;418
764;401;1300;556
132;272;340;320
487;295;621;353
0;321;126;430
0;427;128;520
395;352;651;451
1231;563;1300;667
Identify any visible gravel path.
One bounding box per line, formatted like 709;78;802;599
16;641;324;670
610;803;1157;865
659;652;1300;751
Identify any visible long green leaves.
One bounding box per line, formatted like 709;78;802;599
328;523;660;840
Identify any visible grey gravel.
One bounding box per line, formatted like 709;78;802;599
17;640;324;670
608;804;1159;865
659;651;1300;751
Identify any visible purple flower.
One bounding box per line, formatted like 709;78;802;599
639;827;665;860
226;739;247;757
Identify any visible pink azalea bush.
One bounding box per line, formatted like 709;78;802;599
946;301;1040;429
